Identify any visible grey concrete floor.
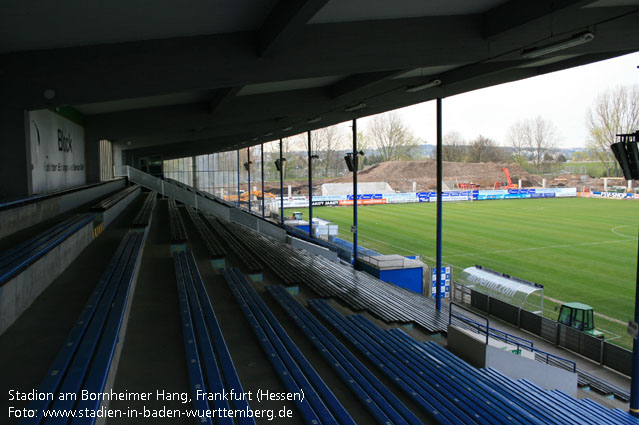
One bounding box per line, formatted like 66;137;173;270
107;199;191;424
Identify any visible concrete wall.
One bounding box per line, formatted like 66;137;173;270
321;182;393;196
289;236;338;262
0;221;94;335
447;325;578;394
257;218;286;242
447;325;487;368
0;179;126;239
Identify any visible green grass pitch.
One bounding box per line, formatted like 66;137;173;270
296;198;639;348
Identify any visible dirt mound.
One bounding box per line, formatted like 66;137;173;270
325;160;540;192
256;160;540;194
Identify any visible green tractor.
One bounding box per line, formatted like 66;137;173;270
557;302;604;339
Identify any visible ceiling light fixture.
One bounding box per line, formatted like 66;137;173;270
281;126;293;131
406;79;441;93
264;132;273;136
344;102;367;112
307;116;322;124
521;31;595;59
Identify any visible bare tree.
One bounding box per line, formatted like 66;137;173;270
313;125;344;177
466;135;505;163
366;112;418;162
506;120;531;165
586;85;639;177
529;116;559;174
507;116;559;172
442;131;466;162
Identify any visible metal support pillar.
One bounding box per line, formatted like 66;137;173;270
261;143;265;218
247;147;251;212
436;97;443;311
236;150;240;207
279;139;284;226
191;156;197;189
308;130;313;239
630;229;639;416
352;119;359;267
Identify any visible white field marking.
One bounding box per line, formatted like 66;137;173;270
610;224;638;239
442;237;637;259
543;294;627;326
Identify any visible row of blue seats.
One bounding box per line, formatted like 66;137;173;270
0;181;120;211
0;213;95;285
223;267;356;425
310;298;637;425
131;190;157;227
426;340;635;425
20;230;145;425
168;198;187;243
173;251;255;425
267;284;425;425
309;299;487;425
89;185;139;211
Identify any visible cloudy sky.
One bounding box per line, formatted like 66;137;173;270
359;51;639;149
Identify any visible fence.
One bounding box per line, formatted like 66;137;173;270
453;283;631;377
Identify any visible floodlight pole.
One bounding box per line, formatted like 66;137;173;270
279;139;284;226
352;119;359;268
436;97;443;311
247;147;251;213
630;229;639;416
236;150;240;207
308;130;314;239
261;143;265;218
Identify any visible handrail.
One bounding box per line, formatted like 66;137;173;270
449;302;489;344
533;348;577;373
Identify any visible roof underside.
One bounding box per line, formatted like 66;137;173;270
1;0;638;161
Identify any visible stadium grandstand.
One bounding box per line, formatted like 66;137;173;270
1;1;639;424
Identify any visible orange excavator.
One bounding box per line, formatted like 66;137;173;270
494;168;518;189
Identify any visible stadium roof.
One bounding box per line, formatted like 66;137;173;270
2;0;638;160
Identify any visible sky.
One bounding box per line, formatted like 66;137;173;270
359;51;639;149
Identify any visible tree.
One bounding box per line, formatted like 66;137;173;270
466;135;506;163
313;125;343;177
556;153;567;162
506;120;531;165
442;131;466;162
507;116;559;173
529;116;559;173
586;85;639;177
366;112;418;162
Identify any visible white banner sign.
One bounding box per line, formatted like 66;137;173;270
29;110;86;193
